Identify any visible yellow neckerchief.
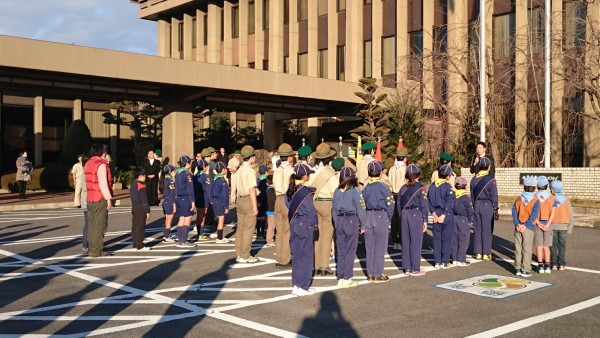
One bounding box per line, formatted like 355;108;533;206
455;189;467;198
340;187;347;192
369;177;380;184
434;178;447;187
476;170;488;178
295;179;304;186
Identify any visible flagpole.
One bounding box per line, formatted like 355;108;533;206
544;0;551;168
479;0;486;143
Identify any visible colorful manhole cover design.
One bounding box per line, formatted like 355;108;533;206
435;274;553;299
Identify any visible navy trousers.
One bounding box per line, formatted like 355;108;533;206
433;214;455;264
335;215;359;280
364;210;388;277
474;200;494;254
401;209;424;272
290;223;315;290
452;215;470;262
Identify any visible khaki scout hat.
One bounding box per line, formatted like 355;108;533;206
200;148;212;157
241;145;255;159
395;147;409;157
312;142;337;159
277;143;294;156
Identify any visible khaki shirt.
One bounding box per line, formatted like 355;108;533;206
431;171;456;189
71;163;83;182
234;162;257;197
317;174;339;199
273;163;294;196
357;155;374;186
388;165;407;193
229;171;237;202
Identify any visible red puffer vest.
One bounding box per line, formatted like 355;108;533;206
84;156;113;202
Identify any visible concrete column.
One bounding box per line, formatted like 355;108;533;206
240;0;249;67
203;116;210;129
73;99;82;121
422;0;434;109
372;0;382;79
255;113;263;130
171;17;181;59
158;19;171;57
551;0;564;167
327;0;337;80
109;108;118;157
584;1;600;166
183;14;193;60
514;0;529;166
255;0;265;69
263;112;283;150
196;10;206;62
162;106;194;162
34;96;43;165
445;0;468;144
224;1;234;65
290;0;299;74
268;0;284;72
396;0;408;82
346;0;363;82
307;117;320;147
207;4;221;64
229;111;237;132
307;0;318;77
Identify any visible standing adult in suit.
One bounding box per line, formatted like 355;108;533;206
470;142;495;178
142;150;161;206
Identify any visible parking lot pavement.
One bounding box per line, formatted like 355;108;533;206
0;207;599;337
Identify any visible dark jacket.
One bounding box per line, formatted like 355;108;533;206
130;180;150;213
470;154;495;178
142;158;161;178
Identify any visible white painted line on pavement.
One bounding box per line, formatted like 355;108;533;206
208;312;308;338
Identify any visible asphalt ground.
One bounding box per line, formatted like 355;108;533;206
0;207;599;337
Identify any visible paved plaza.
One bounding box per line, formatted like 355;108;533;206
0;207;599;337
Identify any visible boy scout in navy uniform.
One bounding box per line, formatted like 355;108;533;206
388;147;409;250
310;143;338;276
430;153;456;188
130;167;151;251
174;155;196;247
428;164;456;269
211;162;231;244
357;142;376;189
162;164;177;243
452;176;474;266
274;143;295;268
362;161;395;282
231;145;260;263
194;158;211;240
470;156;499;260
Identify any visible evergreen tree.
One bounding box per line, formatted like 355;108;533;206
351;78;390;152
61;119;92;164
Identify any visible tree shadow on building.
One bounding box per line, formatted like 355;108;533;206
298;291;359;338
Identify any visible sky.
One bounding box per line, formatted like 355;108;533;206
0;0;157;55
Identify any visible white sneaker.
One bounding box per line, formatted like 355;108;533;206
209;233;218;239
246;256;259;263
292;287;311;296
457;261;471;267
235;256;247;263
137;246;152;251
452;260;458;266
162;237;176;243
215;238;231;244
434;263;442;269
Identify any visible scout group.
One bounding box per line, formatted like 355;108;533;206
125;142;573;297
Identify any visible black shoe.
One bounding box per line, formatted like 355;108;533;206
275;262;292;269
315;269;323;276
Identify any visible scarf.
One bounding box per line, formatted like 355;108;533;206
295;179;304;186
520;192;536;204
476;170;489;178
537;190;551;201
455;189;467;198
434;178;447;187
554;193;567;205
394;160;405;169
281;161;290;169
259;174;267;180
369;177;380;184
165;174;172;179
214;173;224;180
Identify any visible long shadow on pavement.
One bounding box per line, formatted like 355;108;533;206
298;291;359;337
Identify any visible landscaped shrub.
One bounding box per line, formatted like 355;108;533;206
1;163;71;192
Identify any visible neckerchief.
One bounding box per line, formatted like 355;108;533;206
520;192;536;204
537;190;551;202
394;160;405;169
280;161;290;169
455;189;467;198
434;178;447;187
214;173;224;180
476;170;488;178
369;177;380;184
554;193;567;205
165;174;172;179
295;179;304;186
259;174;267;180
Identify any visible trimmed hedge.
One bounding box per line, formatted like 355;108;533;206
1;163;72;192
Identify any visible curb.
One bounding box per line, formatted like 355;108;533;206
0;199;126;212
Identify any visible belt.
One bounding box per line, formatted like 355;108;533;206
366;209;386;211
338;212;356;216
316;198;332;201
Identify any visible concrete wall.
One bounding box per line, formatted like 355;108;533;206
460;168;600;200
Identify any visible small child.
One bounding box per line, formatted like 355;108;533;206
362;161;395;283
265;175;276;247
130;167;151;251
211;162;231;244
175;155;196;248
428;164;456;269
256;164;269;239
332;167;366;288
162;164;177;243
451;176;474;266
535;176;555;274
194;159;211;240
286;163;318;296
398;164;428;276
512;177;540;277
549;180;573;271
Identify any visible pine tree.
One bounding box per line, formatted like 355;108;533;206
351;78;390;152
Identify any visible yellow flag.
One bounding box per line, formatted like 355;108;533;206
356;136;363;162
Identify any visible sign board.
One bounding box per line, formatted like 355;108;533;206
435;274;553;299
519;173;562;185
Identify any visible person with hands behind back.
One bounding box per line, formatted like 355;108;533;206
211;162;231;244
451;177;474;267
174;155;196;247
130;167;151;251
534;176;556;275
428;164;456;269
470;156;499;261
512;177;540;277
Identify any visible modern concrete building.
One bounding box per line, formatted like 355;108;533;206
1;0;599;176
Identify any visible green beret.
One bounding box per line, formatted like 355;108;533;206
362;142;376;151
154;149;162;156
235;150;241;154
298;146;312;158
440;152;454;162
332;158;345;171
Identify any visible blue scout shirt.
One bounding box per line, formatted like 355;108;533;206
175;168;195;201
130;180;150;214
194;171;211;204
453;190;474;223
210;175;230;211
427;180;455;217
362;179;395;220
470;172;499;209
332;187;367;230
398;182;429;222
285;184;318;238
162;174;176;203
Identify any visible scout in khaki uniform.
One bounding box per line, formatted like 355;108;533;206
430;153;456;188
273;143;296;268
388;147;409;250
310;143;338;275
231;145;260;263
357;142;376;188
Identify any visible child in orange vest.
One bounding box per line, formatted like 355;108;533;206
511;177;540;278
549;180;573;271
534;176;555;275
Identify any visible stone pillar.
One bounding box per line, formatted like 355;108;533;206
158;19;171;57
551;0;564;167
171;17;181;59
109;108;118;157
183;14;194;60
372;0;382;80
422;0;434;109
269;0;285;72
396;0;408;81
263;112;283;150
346;0;363;82
73;99;82;121
255;113;263;130
196;10;206;62
514;0;529;166
307;117;320;147
307;0;318;77
162;105;194;162
229;111;237;132
224;1;234;65
240;0;249;67
207;4;221;64
327;0;338;80
34;96;43;165
290;0;299;74
255;0;265;69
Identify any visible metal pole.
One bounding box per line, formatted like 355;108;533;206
479;0;486;142
544;0;551;168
